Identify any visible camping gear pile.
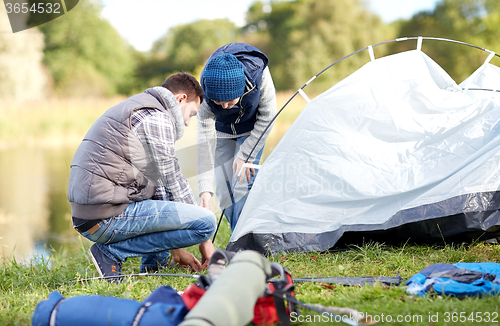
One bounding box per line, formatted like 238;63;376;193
32;250;301;326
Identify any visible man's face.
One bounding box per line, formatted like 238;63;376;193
213;97;240;109
177;95;201;127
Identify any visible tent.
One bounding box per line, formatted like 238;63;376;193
226;38;500;255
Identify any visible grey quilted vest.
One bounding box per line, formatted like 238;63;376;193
68;89;175;220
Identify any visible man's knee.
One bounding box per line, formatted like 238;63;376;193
193;206;216;229
205;210;216;231
198;210;216;241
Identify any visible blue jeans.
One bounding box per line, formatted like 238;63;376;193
79;200;216;270
214;136;264;231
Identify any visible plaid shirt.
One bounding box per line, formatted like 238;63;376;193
131;108;195;204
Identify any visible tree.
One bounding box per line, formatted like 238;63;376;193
392;0;500;83
245;0;393;92
243;0;302;90
136;18;239;86
0;5;48;100
37;0;135;96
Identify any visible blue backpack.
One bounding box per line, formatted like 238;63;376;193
32;285;188;326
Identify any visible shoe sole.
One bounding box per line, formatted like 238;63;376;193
88;247;104;278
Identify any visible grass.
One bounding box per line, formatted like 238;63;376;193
1;219;499;325
288;242;500;326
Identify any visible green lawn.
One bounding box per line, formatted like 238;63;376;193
1;217;499;326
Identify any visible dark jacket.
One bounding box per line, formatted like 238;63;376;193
67;89;173;220
201;43;269;135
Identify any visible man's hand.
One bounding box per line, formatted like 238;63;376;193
199;192;212;209
170;248;202;272
199;240;216;269
233;157;255;184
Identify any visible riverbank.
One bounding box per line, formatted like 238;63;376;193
0;92;307;151
0;97;125;150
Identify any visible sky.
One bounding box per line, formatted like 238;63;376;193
101;0;441;52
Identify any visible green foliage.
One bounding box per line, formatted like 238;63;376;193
0;11;47;101
31;0;500;97
136;18;240;86
157;19;239;71
10;0;500;97
391;0;500;83
245;0;394;92
37;1;136;96
243;0;302;90
134;0;395;93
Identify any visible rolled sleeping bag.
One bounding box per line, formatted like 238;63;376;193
179;250;272;326
32;286;188;326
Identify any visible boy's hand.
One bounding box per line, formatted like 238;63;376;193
233;157;255;184
199;192;212;209
199;240;216;269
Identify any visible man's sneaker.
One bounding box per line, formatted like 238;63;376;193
139;260;175;274
139;251;173;273
89;244;123;282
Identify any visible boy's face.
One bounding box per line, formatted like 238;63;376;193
213;97;240;109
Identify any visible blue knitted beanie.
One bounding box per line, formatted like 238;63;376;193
203;53;245;102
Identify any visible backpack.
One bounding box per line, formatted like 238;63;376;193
181;250;299;326
406;262;500;296
32;285;188;326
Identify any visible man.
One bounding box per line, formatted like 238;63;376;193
197;43;276;231
68;73;216;279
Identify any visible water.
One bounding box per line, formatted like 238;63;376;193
0;147;76;263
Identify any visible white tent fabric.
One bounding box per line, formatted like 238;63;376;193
227;50;500;254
